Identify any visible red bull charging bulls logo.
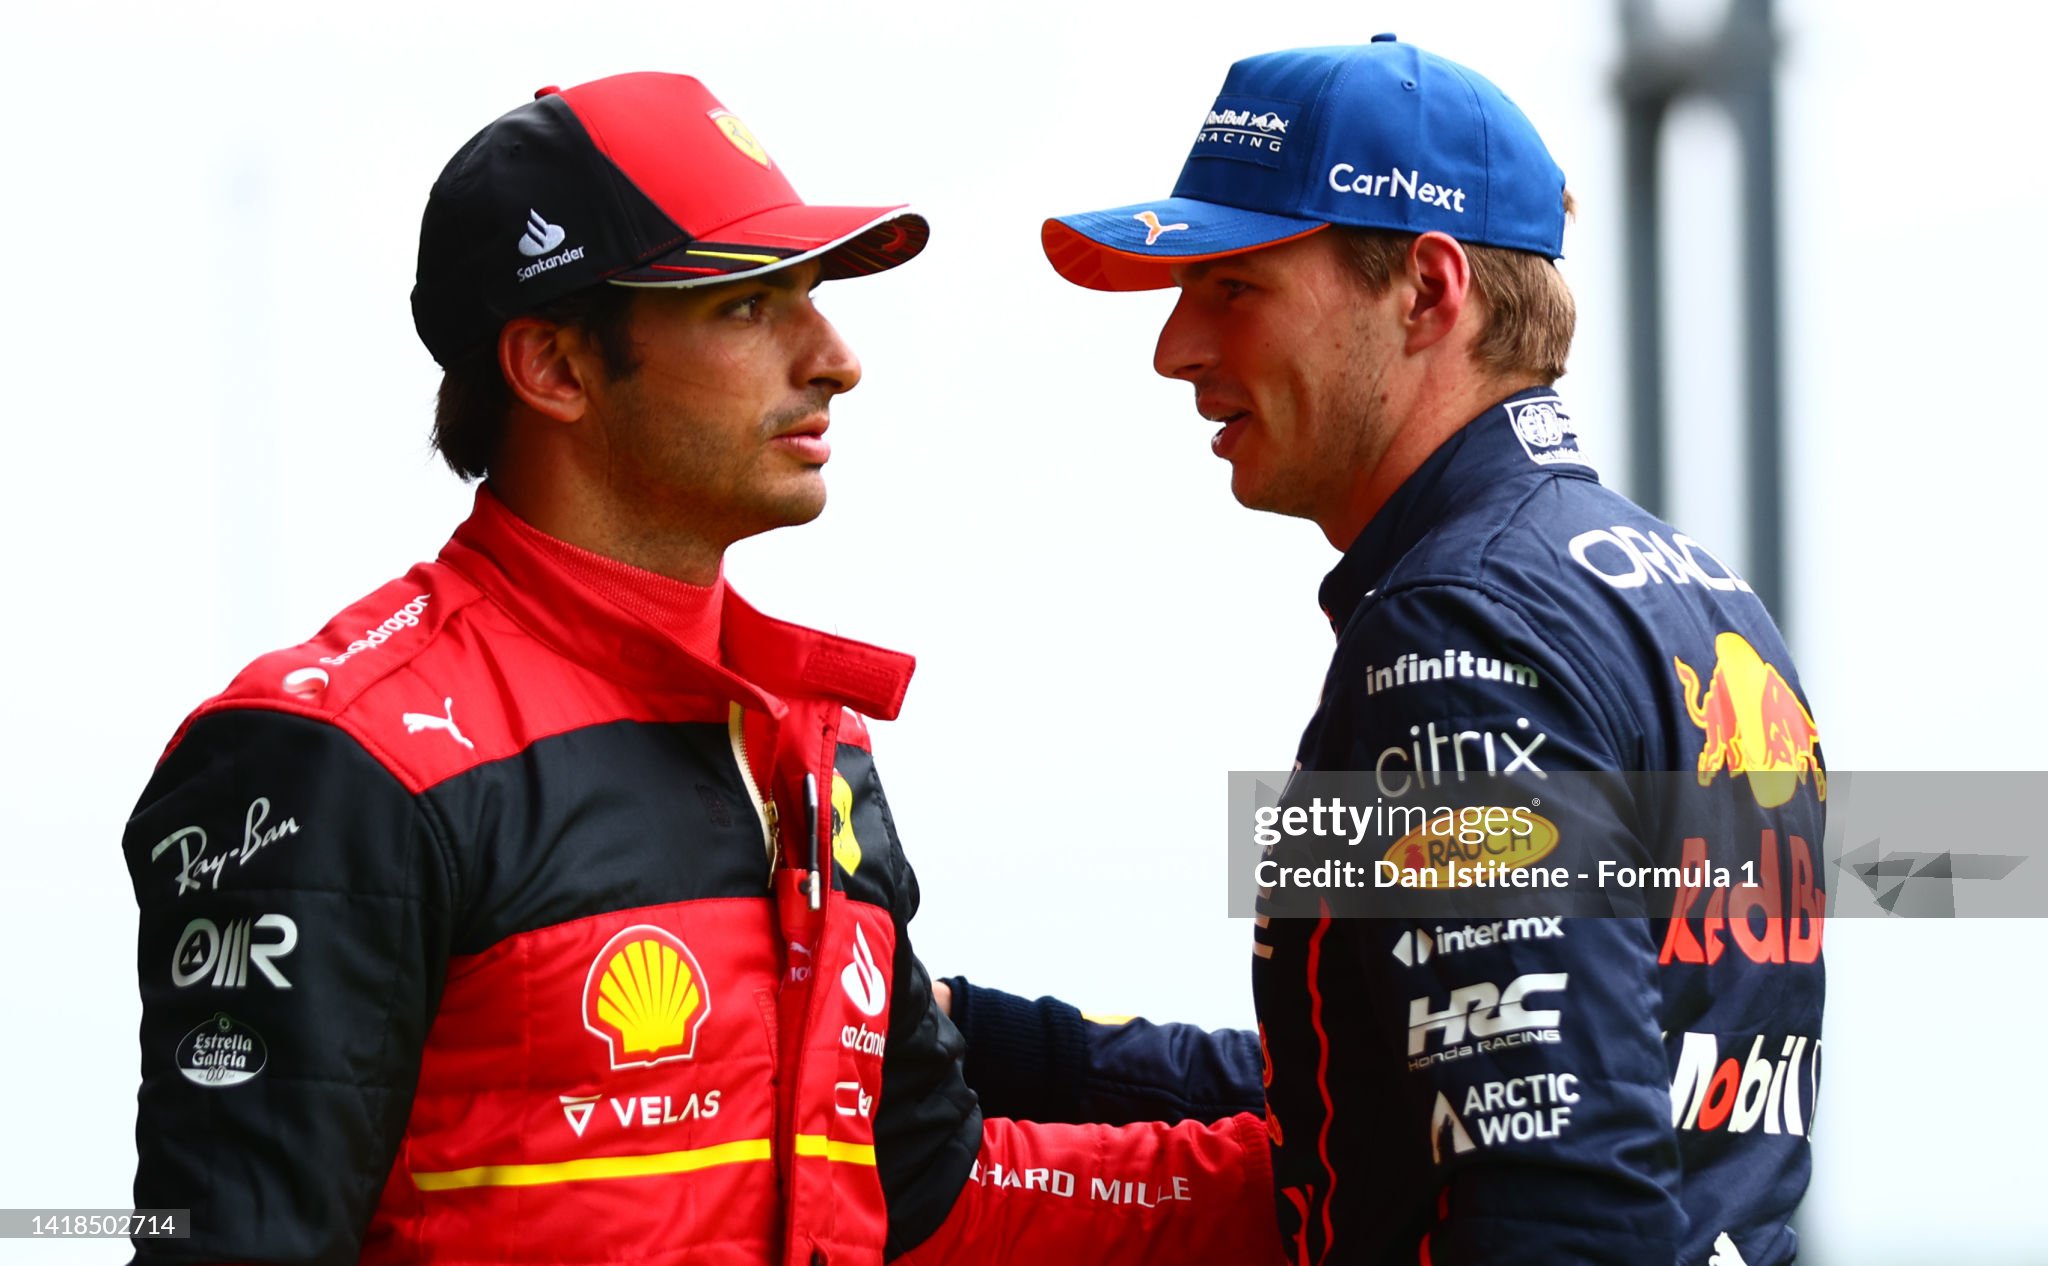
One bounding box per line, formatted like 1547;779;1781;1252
1672;633;1824;810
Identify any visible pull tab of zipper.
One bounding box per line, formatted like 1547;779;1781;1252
802;772;821;911
727;702;779;877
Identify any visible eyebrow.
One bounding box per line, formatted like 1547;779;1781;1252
752;267;805;292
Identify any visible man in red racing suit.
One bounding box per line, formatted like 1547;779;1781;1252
122;71;1278;1266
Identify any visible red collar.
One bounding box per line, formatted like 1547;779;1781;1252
435;488;914;722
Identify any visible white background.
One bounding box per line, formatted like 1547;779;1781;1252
3;1;2042;1262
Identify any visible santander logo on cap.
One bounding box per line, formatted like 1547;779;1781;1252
518;209;567;256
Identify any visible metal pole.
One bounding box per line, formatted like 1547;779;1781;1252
1731;0;1785;617
1621;92;1668;518
1614;0;1787;627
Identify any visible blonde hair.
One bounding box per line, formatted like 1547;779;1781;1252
1337;191;1578;383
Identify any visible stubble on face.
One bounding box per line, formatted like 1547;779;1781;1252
1253;321;1390;521
598;373;835;554
578;270;848;569
1229;247;1402;527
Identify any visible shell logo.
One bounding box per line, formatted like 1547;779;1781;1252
1382;811;1561;886
582;925;711;1069
708;108;772;168
830;771;862;875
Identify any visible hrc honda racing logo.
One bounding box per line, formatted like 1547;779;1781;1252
1407;972;1567;1071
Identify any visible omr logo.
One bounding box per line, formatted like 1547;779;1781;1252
519;210;566;257
582;925;711;1069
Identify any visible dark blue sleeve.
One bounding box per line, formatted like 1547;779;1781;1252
944;977;1264;1126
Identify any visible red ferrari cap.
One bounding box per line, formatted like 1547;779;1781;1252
411;72;928;366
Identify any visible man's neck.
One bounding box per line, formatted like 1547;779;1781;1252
1320;372;1545;551
485;473;728;587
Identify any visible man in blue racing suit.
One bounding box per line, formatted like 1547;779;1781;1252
939;37;1825;1266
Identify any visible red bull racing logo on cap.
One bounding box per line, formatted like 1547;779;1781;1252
1673;633;1824;809
1193;96;1296;169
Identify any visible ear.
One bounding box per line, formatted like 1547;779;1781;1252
498;315;597;423
1401;232;1474;355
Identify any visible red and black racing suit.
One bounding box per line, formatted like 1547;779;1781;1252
125;488;1278;1266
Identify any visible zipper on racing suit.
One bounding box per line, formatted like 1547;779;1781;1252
735;699;852;1262
777;717;848;1264
728;701;780;876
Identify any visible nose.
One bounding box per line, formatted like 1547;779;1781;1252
1152;289;1212;383
805;307;862;396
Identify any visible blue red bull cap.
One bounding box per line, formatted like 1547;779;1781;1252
1043;36;1566;291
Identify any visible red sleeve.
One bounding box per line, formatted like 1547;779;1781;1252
897;1112;1284;1266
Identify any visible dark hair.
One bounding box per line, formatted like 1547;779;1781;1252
431;284;643;480
1335;190;1579;384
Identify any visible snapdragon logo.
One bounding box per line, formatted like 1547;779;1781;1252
321;593;431;668
1327;164;1467;213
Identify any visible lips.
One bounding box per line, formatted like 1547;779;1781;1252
771;416;831;464
1198;396;1253;461
1211;414;1251;459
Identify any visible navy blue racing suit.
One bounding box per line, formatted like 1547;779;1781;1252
949;389;1826;1266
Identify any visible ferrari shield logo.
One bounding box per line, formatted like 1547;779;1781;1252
708;109;772;167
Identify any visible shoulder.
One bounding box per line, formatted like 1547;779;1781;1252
163;557;516;792
1355;473;1804;776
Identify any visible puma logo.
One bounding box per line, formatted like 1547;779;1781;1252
402;697;475;750
1134;210;1189;246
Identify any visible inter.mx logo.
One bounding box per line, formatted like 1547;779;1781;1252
1392;916;1565;967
